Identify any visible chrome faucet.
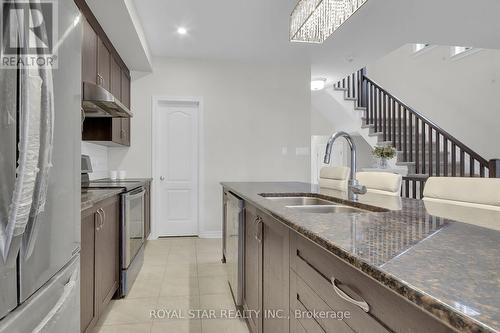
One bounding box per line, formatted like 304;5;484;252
324;131;367;201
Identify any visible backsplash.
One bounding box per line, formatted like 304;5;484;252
81;142;109;180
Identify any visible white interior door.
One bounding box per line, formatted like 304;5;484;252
157;101;199;236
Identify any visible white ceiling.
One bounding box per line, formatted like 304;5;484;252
310;0;500;83
89;0;500;80
87;0;152;71
131;0;310;63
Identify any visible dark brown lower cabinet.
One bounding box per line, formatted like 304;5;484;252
262;212;290;333
243;205;290;333
289;232;457;333
95;196;120;313
244;204;262;333
236;197;458;333
81;195;120;333
80;209;97;333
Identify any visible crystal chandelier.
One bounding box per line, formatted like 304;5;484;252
290;0;368;43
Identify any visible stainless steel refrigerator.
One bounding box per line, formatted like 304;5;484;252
0;0;81;331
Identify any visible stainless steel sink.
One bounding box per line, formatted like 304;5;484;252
260;193;384;214
287;205;367;214
264;196;334;206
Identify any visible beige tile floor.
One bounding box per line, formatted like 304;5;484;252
94;237;249;333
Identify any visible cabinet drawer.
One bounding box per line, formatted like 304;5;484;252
291;316;308;333
290;233;455;333
294;255;386;333
291;271;353;333
294;299;327;333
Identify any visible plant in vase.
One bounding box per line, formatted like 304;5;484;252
373;146;396;169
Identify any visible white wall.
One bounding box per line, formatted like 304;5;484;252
81;142;109;180
367;44;500;160
109;57;311;236
310;89;376;171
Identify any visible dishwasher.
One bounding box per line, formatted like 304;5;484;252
223;191;244;308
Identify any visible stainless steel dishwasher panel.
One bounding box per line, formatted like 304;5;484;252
120;186;145;297
122;187;145;269
225;192;244;307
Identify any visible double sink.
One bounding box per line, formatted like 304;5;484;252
261;194;368;214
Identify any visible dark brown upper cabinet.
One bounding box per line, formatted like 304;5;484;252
120;118;130;146
97;38;110;90
81;18;97;85
110;56;121;99
121;71;130;108
79;0;132;147
120;71;131;146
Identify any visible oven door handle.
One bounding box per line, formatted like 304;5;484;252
126;188;145;199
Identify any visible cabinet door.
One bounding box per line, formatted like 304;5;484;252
121;71;130;108
120;71;131;146
111;119;123;144
82;19;97;85
110;57;121;99
97;38;110;90
244;204;262;333
80;209;97;333
120;119;130;146
95;196;120;314
261;212;290;333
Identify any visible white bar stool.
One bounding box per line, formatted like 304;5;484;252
356;172;402;196
319;166;350;192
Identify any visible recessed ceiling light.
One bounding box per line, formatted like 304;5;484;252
311;78;326;91
177;27;187;35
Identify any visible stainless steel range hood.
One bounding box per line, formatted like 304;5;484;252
82;81;133;118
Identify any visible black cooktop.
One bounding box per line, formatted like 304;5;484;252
82;178;149;191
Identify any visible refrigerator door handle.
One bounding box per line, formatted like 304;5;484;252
31;265;79;333
0;72;45;261
22;29;56;260
0;6;54;261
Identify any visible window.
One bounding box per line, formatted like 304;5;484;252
451;46;473;57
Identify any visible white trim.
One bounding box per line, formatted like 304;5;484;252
198;231;223;239
151;96;205;240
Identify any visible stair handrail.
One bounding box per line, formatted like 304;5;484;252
361;75;489;167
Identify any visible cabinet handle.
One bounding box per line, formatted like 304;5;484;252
101;208;106;228
331;277;370;313
96;210;102;231
255;216;262;243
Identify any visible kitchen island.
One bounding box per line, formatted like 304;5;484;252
221;182;500;333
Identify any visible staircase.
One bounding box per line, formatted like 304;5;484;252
333;68;499;199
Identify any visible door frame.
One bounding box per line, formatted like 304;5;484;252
151;96;205;239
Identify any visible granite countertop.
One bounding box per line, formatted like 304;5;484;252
221;182;500;333
81;188;124;211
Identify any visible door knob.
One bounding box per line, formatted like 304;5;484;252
160;176;165;181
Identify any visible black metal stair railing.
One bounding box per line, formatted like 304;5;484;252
334;68;499;199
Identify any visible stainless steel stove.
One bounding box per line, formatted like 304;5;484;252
81;156;147;297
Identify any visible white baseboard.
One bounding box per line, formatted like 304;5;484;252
148;231;222;239
198;231;222;239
